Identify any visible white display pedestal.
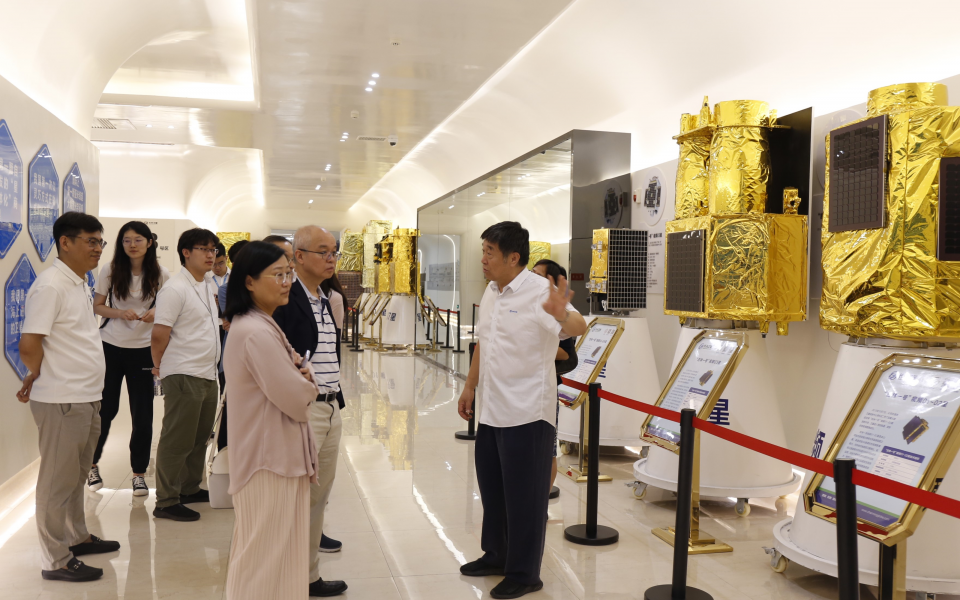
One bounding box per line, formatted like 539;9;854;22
359;293;374;338
381;295;420;347
634;325;800;510
771;341;960;594
558;317;661;448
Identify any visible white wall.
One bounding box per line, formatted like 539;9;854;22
0;73;100;488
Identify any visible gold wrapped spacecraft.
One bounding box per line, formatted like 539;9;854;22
361;220;392;289
337;230;364;272
374;228;421;297
664;97;808;335
820;82;960;340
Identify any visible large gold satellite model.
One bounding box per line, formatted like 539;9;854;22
820;82;960;340
373;228;421;297
664;97;808;335
361;220;392;289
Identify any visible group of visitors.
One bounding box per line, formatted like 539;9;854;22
17;212;349;598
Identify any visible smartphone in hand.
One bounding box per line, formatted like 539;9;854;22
299;351;312;369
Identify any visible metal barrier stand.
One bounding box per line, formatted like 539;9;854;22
645;408;713;600
455;342;478;441
441;309;454;349
834;458;860;600
564;383;619;546
471;303;478;340
349;307;363;352
452;309;464;353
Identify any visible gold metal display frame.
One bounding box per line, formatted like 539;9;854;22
802;354;960;600
561;317;625;484
640;329;749;555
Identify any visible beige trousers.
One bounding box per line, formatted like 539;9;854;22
226;469;310;600
309;400;341;582
30;400;101;570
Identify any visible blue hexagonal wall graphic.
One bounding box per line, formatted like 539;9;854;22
63;163;85;214
28;144;59;262
0;120;23;258
5;254;36;380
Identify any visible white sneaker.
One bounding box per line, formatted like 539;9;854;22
132;475;149;497
87;466;103;491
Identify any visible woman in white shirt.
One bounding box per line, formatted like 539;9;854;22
89;221;171;496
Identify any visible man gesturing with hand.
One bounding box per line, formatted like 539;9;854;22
457;221;586;600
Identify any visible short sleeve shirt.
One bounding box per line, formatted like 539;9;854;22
475;268;578;428
22;258;106;403
96;262;171;348
154;267;221;381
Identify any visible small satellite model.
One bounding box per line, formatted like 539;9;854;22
699;370;714;386
903;415;930;445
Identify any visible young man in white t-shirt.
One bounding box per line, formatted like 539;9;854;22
18;212;121;582
457;221;586;599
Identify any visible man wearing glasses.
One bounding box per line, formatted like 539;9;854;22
273;225;347;597
18;212;120;582
150;228;222;522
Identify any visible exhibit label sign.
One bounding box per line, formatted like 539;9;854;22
0;120;23;258
28;145;59;261
557;317;624;409
804;354;960;543
63;163;85;214
5;254;36;379
641;329;748;452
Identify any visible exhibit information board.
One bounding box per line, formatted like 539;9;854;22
0;120;23;258
641;329;747;451
63;163;85;214
28;145;59;262
557;317;624;409
812;361;960;529
5;254;36;379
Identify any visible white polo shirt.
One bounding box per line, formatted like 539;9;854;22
475;268;577;428
154;267;221;381
22;258;106;404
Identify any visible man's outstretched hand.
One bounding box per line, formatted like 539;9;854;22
543;275;574;321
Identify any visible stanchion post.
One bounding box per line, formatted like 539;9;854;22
455;342;478;441
644;408;713;600
471;304;477;339
452;310;464;353
563;383;619;546
834;458;860;600
350;308;363;352
442;309;454;349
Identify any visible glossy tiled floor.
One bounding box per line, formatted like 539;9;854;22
0;347;856;599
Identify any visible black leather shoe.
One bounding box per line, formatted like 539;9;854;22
69;534;120;556
179;489;210;504
309;578;348;597
153;503;200;522
490;577;544;599
41;558;103;582
459;558;505;577
549;486;560;499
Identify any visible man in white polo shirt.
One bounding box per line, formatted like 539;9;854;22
457;221;586;600
18;212;121;582
150;228;222;522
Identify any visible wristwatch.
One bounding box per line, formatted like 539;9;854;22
556;310;570;324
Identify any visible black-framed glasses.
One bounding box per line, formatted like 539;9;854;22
192;246;220;256
67;236;108;250
298;249;340;261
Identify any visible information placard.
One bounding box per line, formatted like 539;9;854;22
28;145;59;262
557;317;624;409
0;120;23;258
805;355;960;541
640;330;748;452
5;254;36;379
63;163;85;214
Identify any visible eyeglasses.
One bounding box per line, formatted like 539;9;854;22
67;236;107;250
122;237;148;247
271;271;295;285
298;248;340;261
191;246;220;256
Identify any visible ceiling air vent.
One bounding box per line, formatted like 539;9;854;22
91;118;137;131
356;136;387;142
92;118;116;130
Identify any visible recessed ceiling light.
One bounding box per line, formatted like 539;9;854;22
365;87;373;92
168;125;174;129
343;132;348;136
477;192;485;197
372;73;380;78
326;164;331;167
308;199;314;204
315;185;321;190
448;205;455;209
340;139;345;142
146;124;152;128
368;81;376;86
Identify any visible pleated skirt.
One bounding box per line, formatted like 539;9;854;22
225;469;310;600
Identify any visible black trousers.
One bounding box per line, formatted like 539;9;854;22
93;342;155;473
475;420;554;585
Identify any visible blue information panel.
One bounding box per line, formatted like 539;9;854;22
0;120;23;258
28;145;59;262
63;163;85;214
5;254;36;380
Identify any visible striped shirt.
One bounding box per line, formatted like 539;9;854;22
299;279;340;393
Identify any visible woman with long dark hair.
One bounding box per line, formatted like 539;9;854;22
90;221;170;496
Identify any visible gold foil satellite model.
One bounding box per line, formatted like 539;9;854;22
820;83;960;340
362;220;392;289
664;97;808;335
527;241;552;270
337;230;364;272
374;228;421;297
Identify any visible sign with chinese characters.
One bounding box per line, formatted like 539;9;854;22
557;317;625;409
0;120;23;258
28;145;59;261
63;163;85;213
641;330;748;452
5;254;36;379
806;355;960;540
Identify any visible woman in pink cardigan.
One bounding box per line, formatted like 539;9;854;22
222;241;319;600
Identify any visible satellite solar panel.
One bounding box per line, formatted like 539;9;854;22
828;115;887;233
665;230;705;313
939;157;960;261
606;229;647;310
